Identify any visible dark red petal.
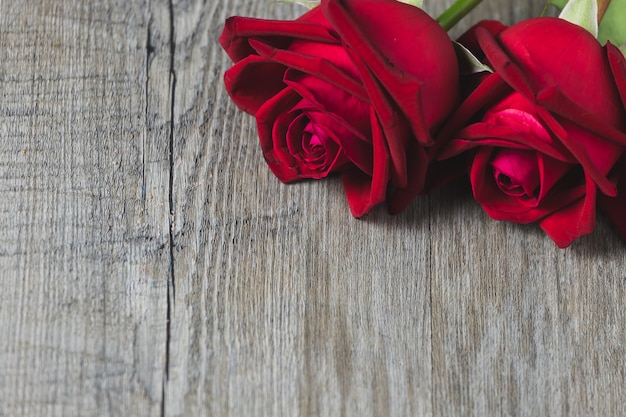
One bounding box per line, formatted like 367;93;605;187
284;70;370;140
434;73;511;156
447;122;573;162
256;88;303;182
438;94;574;160
249;39;368;101
283;72;374;174
219;12;337;62
475;26;535;98
224;56;287;115
556;118;622;175
538;173;597;248
306;110;373;175
535;105;618;196
457;20;508;56
607;42;626;110
536;153;574;202
499;18;623;127
535;86;626;148
342;108;390;217
345;49;410;188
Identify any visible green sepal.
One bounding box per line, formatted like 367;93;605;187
559;0;598;38
454;41;493;74
399;0;423;7
549;0;569;8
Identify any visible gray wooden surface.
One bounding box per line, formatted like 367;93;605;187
1;0;625;416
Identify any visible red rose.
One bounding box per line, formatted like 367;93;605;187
437;18;626;247
220;0;459;216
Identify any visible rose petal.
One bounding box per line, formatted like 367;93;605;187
447;122;573;163
224;56;288;114
535;106;618;196
535;86;626;149
219;12;337;62
491;149;539;198
472;148;537;217
434;73;511;157
457;20;508;57
256;88;303;182
284;70;370;140
475;26;535;98
311;115;373;175
607;42;626;109
323;0;459;138
499;18;623;127
344;48;410;188
539;172;597;248
249;39;369;102
536;153;573;202
342;107;390;217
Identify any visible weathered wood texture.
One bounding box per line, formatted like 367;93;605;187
0;0;625;416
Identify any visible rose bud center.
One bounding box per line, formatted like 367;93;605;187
491;149;540;200
286;110;341;173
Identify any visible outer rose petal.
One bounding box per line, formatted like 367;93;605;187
498;18;624;128
342;108;390;217
249;39;369;102
257;88;303;182
224;56;287;114
219;11;337;63
539;173;597;248
457;20;507;58
434;73;511;157
607;42;626;109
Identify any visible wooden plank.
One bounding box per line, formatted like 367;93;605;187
0;1;172;416
430;182;626;416
1;0;625;416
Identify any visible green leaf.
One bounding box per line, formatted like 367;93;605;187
598;0;626;46
436;0;483;31
454;41;493;74
549;0;569;9
559;0;598;37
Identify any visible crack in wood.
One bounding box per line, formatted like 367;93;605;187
162;1;177;416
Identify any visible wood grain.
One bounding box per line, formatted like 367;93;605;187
0;0;625;416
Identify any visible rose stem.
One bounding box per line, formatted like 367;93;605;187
597;0;611;23
436;0;483;31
